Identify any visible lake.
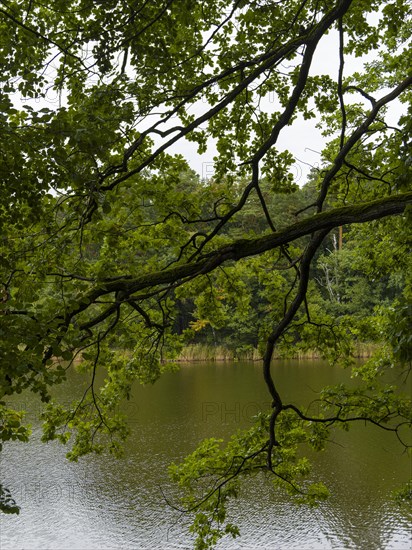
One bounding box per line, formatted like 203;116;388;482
1;360;411;549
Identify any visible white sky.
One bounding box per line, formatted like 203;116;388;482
14;13;404;188
167;28;404;185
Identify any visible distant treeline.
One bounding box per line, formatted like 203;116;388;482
170;178;405;362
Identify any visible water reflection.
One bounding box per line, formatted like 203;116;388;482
1;361;411;549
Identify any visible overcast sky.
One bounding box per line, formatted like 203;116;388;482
167;28;403;186
14;13;403;189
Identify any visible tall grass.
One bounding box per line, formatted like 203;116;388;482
175;342;381;362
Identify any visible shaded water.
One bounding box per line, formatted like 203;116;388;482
1;360;411;549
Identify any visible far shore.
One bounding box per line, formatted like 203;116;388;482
174;342;380;363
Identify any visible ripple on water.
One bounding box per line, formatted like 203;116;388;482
1;363;411;550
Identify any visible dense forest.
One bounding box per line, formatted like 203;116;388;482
0;0;411;547
169;174;408;360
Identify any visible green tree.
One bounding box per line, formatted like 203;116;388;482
0;0;411;546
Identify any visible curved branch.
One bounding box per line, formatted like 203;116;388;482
283;403;411;447
68;192;411;317
98;0;355;197
317;75;412;211
264;229;329;467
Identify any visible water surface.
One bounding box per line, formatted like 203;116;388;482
1;360;411;549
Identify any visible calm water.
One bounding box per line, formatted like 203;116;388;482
1;360;411;549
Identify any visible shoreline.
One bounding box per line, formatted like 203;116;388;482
174;342;380;363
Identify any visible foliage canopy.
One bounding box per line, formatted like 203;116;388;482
0;0;411;546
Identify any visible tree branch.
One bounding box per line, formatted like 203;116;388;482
66;192;411;321
316;75;412;211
